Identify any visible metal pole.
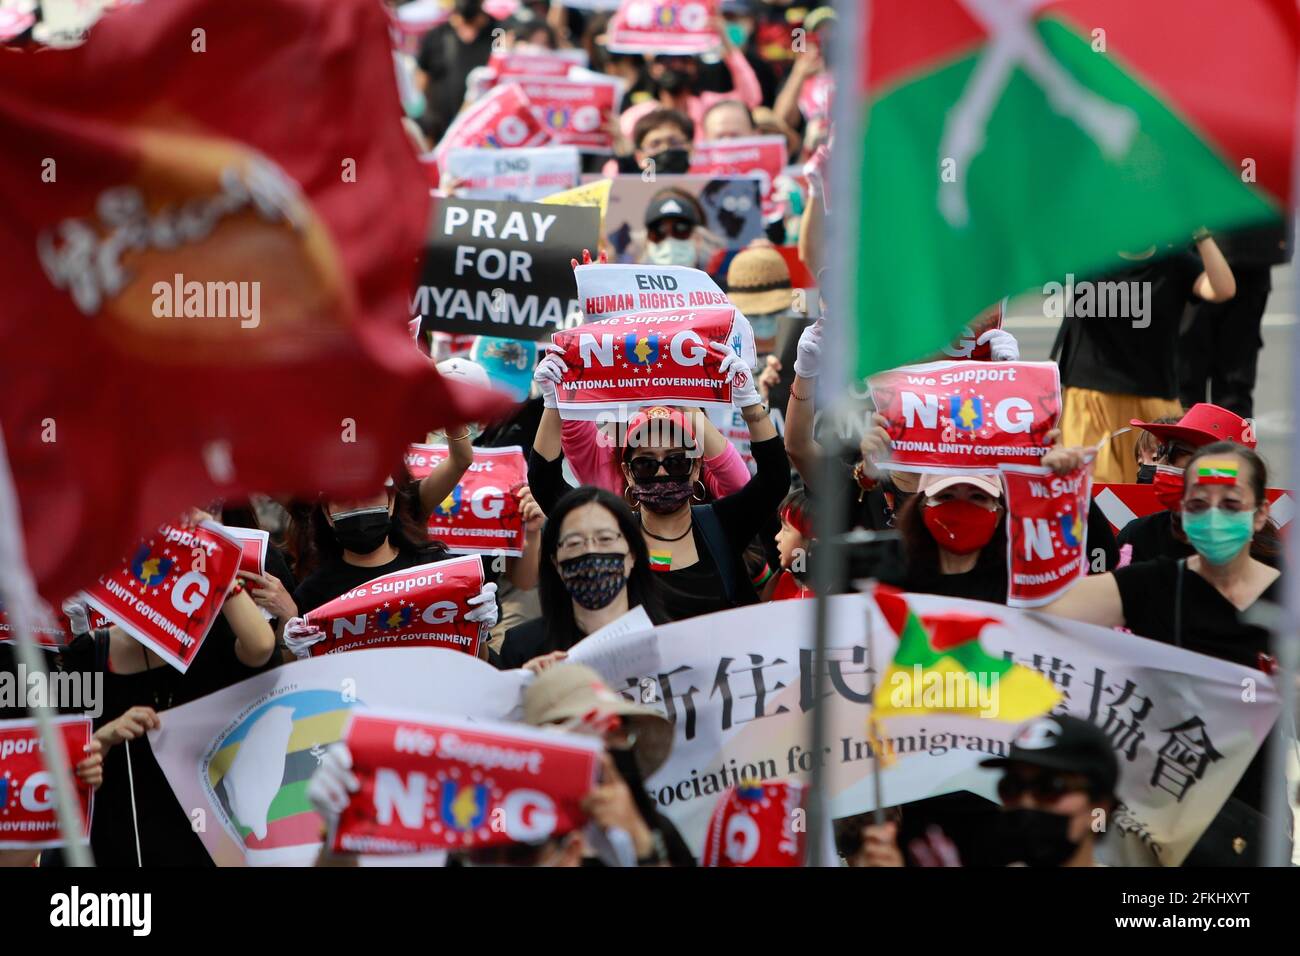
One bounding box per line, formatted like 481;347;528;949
1261;54;1300;866
806;0;870;867
0;426;93;866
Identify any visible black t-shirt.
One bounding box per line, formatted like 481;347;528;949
292;545;448;617
656;527;735;622
902;560;1009;605
1058;252;1202;397
1116;510;1194;563
475;396;544;452
416;22;495;140
1114;557;1282;810
60;619;280;866
496;615;579;670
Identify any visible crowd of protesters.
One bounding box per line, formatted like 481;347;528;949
1;0;1293;869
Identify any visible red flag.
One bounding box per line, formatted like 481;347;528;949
0;0;511;604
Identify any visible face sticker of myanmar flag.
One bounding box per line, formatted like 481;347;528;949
840;0;1297;379
1195;457;1240;485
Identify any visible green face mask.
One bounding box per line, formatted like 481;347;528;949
1181;507;1256;565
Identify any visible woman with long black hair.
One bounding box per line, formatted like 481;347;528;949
496;485;666;671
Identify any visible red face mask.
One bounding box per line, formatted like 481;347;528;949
922;499;1001;555
1152;464;1185;512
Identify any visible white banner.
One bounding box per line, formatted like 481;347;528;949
568;595;1279;866
445;146;581;202
149;648;529;866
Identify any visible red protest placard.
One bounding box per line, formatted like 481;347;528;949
868;361;1061;472
404;444;528;557
0;716;94;849
517;77;621;152
487;47;587;79
0;604;68;649
434;84;552;170
332;711;603;854
223;526;269;577
606;0;720;55
702;780;808;867
1001;462;1093;608
551;307;739;418
80;520;242;673
689;135;787;218
937;300;1004;361
303;555;486;657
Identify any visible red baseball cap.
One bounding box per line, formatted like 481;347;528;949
1130;403;1256;450
622;405;697;456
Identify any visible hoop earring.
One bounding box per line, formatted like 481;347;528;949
692;480;707;502
623;485;641;511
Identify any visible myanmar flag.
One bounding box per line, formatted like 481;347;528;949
844;0;1298;377
872;587;1060;722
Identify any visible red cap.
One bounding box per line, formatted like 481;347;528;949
1130;403;1255;450
622;405;697;456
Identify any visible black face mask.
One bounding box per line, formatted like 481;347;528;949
331;507;392;555
1136;463;1157;484
558;552;628;610
649;147;691;175
974;808;1080;867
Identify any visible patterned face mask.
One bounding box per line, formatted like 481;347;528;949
558;552;628;610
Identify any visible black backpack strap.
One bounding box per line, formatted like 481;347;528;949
692;504;739;607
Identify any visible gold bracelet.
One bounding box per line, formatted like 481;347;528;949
447;430;472;442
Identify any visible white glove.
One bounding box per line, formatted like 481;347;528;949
793;320;823;379
465;581;498;627
533;343;566;410
711;342;761;408
306;743;359;822
284;616;325;660
977;328;1020;362
61;598;91;636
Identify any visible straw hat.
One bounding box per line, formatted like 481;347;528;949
523;663;673;778
726;246;794;316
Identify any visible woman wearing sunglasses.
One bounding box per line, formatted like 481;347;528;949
615;366;788;621
495;486;667;671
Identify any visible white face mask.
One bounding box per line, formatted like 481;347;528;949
646;237;697;267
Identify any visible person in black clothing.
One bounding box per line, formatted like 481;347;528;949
1119;402;1269;563
1054;232;1235;483
1044;442;1288;858
413;0;496;143
496;486;667;671
1179;222;1291;418
58;521;280;866
285;480;499;656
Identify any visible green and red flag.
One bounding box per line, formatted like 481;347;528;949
871;586;1061;722
840;0;1298;378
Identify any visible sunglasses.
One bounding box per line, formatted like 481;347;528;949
648;219;695;243
997;771;1089;803
627;453;693;482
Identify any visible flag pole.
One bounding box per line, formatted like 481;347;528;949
0;426;93;866
1261;54;1300;869
805;0;870;867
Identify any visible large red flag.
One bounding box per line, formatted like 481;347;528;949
0;0;511;603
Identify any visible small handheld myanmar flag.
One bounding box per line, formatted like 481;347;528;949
1194;458;1240;486
649;550;672;572
871;586;1060;722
